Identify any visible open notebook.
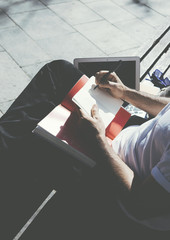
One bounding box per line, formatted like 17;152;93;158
33;75;131;167
72;76;123;128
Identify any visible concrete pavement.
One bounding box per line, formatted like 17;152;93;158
0;0;169;117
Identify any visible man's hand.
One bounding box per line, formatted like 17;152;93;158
77;104;105;142
95;71;127;100
96;71;170;116
77;104;112;162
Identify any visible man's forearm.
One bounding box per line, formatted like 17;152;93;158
95;135;134;197
123;87;170;116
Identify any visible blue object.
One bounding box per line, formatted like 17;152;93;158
151;68;170;88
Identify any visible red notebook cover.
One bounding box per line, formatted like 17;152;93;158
37;104;95;159
106;107;131;140
36;74;131;159
61;75;89;111
61;74;131;140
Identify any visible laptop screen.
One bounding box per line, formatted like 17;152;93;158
74;57;140;90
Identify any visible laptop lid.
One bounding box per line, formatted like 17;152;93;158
74;57;140;90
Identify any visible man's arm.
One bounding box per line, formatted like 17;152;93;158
78;105;134;196
78;104;170;220
123;88;170;117
95;71;170;117
93;134;170;220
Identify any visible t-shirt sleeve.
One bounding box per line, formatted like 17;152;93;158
151;147;170;193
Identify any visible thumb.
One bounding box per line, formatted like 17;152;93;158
91;104;99;119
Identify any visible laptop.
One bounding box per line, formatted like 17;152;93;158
74;56;140;90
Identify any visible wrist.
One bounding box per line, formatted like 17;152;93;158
122;86;134;102
95;132;106;143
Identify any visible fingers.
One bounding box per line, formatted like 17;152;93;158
91;104;99;119
77;104;99;120
78;108;91;121
95;71;117;82
75;106;89;123
95;71;118;88
95;71;109;84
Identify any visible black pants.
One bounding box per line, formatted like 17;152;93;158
0;60;165;239
0;60;89;239
0;60;84;184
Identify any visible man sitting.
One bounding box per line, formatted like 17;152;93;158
0;60;170;237
79;70;170;231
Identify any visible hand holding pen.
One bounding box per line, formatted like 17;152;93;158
94;60;122;90
94;61;127;100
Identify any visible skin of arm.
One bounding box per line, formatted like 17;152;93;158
95;71;170;117
77;72;170;220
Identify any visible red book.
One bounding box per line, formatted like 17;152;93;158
33;75;131;167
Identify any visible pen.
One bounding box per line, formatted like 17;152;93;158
94;60;122;90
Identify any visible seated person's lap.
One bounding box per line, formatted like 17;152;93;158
1;60;166;238
0;60;83;190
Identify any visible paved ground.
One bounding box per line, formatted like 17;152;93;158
0;0;170;117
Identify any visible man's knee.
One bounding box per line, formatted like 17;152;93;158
45;59;72;70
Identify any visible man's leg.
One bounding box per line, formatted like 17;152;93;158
0;59;124;238
0;59;85;193
0;60;85;238
0;60;158;239
0;60;83;153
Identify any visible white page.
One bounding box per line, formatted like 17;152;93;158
72;76;123;127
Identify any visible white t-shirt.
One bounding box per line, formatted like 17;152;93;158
112;103;170;230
